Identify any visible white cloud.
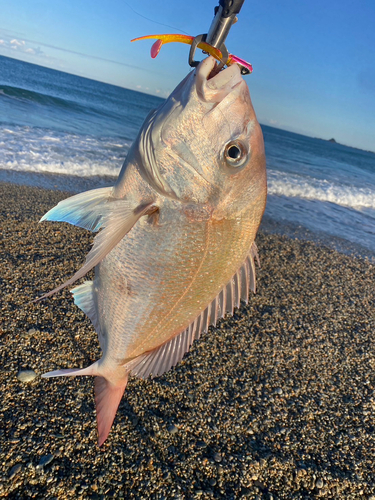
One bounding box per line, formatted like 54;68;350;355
0;35;45;58
10;39;25;46
0;30;162;76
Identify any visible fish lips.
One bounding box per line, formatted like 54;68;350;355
195;56;244;103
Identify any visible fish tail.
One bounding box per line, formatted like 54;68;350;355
42;361;128;446
94;375;128;447
41;362;100;378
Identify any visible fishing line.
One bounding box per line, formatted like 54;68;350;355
124;2;190;35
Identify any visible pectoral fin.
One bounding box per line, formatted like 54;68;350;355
37;199;156;301
40;187;114;231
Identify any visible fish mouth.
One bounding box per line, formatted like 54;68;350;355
195;56;243;103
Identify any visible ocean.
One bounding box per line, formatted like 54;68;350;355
1;55;374;258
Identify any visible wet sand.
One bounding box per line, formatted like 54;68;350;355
1;182;374;499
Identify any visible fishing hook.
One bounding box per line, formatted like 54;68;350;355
189;0;250;75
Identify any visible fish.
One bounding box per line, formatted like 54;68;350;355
38;55;267;446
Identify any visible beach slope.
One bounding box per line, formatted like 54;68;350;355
1;183;374;498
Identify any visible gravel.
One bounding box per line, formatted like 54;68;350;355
0;182;374;499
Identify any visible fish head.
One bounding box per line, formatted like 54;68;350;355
133;56;266;220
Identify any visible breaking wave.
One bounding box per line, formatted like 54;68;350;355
0;125;129;178
268;170;375;210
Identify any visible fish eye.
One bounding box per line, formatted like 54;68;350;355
224;140;248;168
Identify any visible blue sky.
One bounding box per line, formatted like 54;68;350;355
0;0;375;152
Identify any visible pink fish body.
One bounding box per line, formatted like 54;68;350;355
39;56;267;445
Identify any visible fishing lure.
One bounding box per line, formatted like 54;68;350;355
131;33;253;74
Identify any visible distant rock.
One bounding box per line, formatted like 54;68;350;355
328;138;337;143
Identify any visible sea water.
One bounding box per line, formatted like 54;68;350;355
1;55;374;257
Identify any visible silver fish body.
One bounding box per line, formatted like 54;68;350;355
39;56;267;445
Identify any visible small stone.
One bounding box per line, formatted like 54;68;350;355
274;388;283;395
38;454;54;468
52;433;64;439
28;328;36;335
17;370;37;383
196;440;207;448
9;464;22;478
209;478;217;486
213;453;222;463
167;424;178;434
316;478;324;489
131;417;139;426
296;468;307;479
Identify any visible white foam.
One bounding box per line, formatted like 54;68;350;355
41;135;61;142
0;125;129;178
268;170;375;210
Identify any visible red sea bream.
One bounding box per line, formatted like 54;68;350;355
39;56;267;445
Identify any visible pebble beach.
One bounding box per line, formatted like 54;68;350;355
1;182;374;499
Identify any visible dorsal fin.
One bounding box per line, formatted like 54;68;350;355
127;242;259;379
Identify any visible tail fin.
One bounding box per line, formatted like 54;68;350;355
41;363;99;378
42;362;128;446
95;376;128;446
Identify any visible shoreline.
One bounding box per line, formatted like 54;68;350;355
1;170;373;262
1;183;374;498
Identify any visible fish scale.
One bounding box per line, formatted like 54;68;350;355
38;56;267;446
